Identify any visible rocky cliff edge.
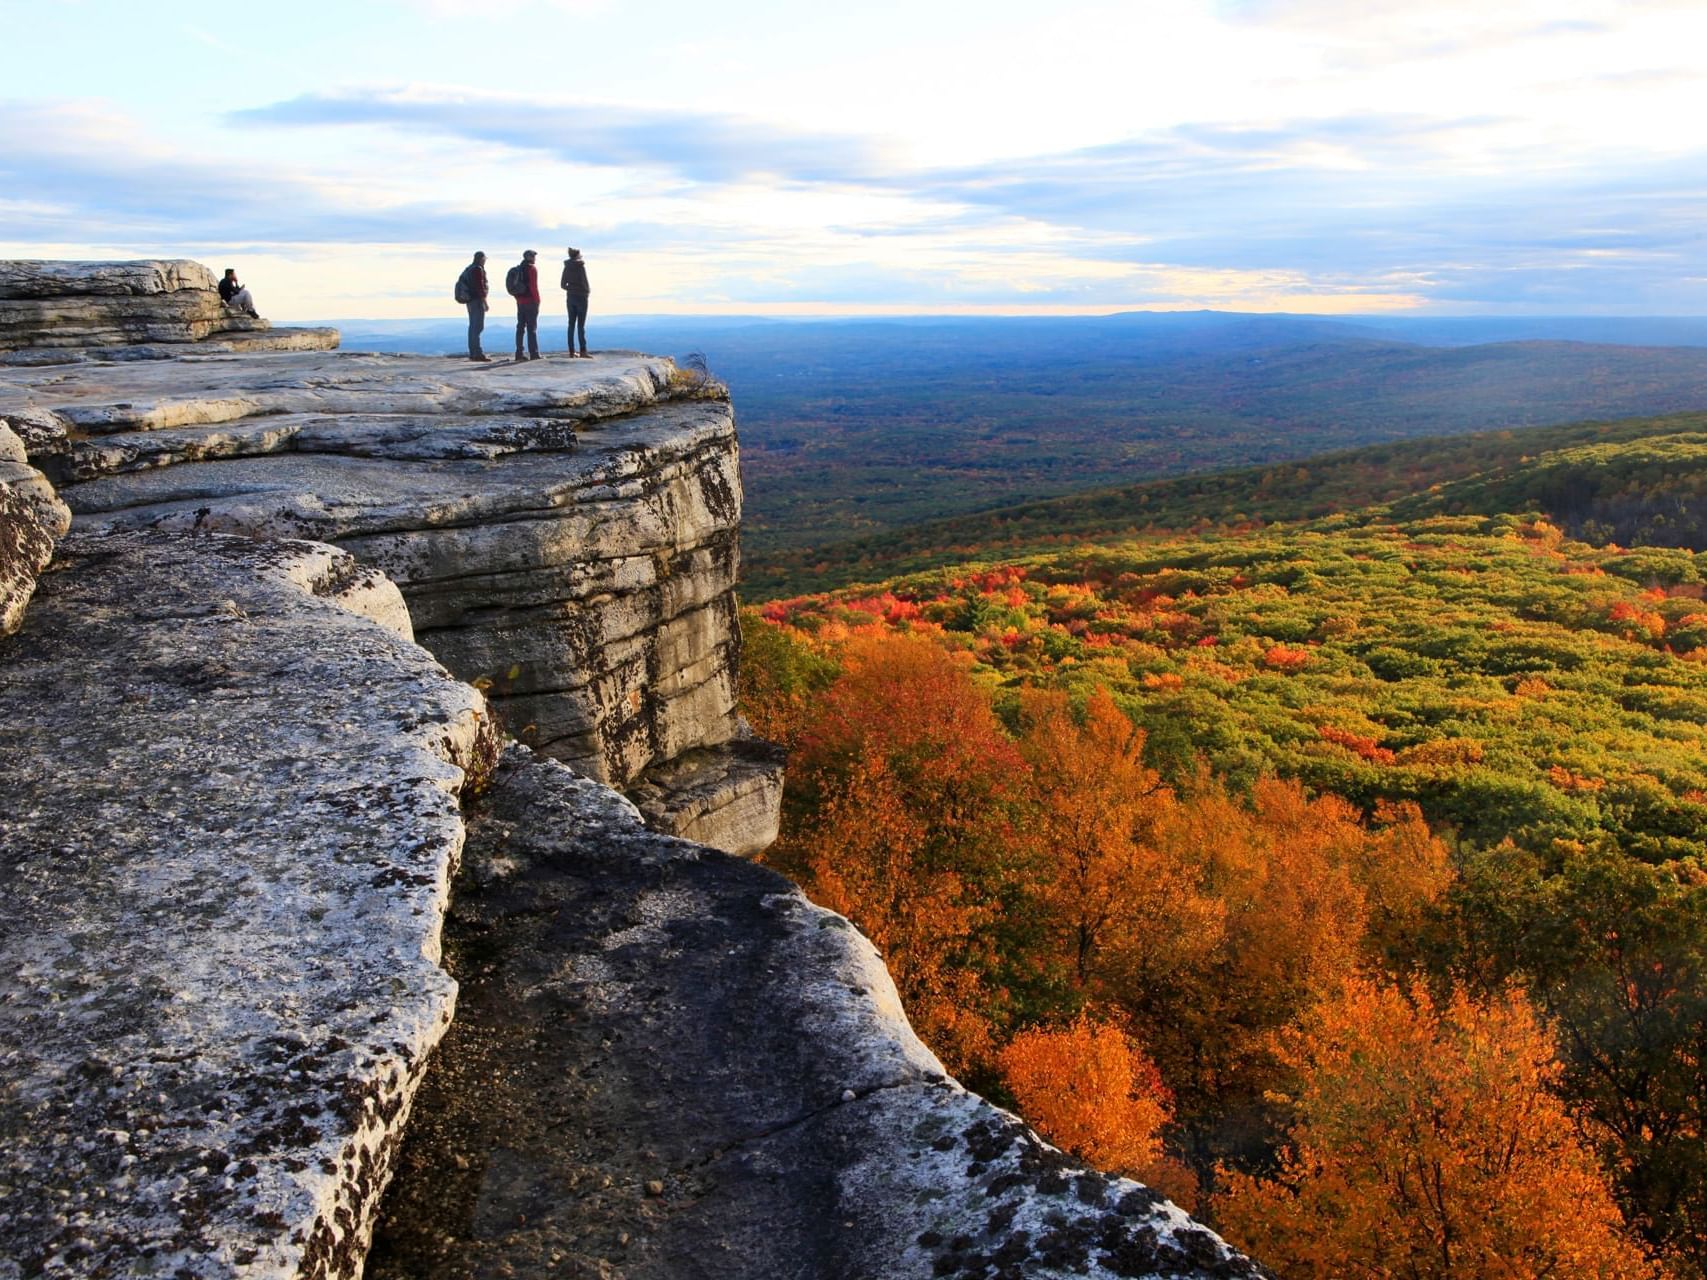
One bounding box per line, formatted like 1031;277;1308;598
0;268;1261;1278
0;339;781;857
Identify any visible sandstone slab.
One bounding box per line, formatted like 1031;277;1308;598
0;529;496;1279
630;732;786;857
0;260;219;299
367;746;1264;1280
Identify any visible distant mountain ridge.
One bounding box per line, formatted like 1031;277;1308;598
744;409;1707;598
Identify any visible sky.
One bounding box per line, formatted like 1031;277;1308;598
3;0;1705;319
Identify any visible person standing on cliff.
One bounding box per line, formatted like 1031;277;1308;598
512;250;541;362
218;268;259;318
456;252;491;362
561;247;590;358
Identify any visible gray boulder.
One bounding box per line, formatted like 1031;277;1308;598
3;348;780;856
0;259;338;353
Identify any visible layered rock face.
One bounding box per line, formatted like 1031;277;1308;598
0;259;338;356
0;347;781;856
0;529;495;1279
0;422;70;633
368;746;1263;1280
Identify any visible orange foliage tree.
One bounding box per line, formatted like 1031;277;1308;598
1215;977;1656;1280
766;631;1032;1073
1014;687;1220;989
1127;777;1453;1122
999;1014;1198;1209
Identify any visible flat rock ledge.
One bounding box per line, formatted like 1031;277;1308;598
0;260;338;354
367;745;1264;1280
0;529;497;1279
0;346;781;856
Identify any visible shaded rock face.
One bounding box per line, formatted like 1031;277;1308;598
0;259;338;354
0;347;781;855
0;422;71;634
367;746;1265;1280
0;528;497;1279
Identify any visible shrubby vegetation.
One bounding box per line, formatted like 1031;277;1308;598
742;437;1707;1275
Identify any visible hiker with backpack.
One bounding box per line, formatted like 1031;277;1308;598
561;247;590;358
507;250;542;362
454;252;490;361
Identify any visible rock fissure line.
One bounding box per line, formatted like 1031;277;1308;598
665;1076;930;1179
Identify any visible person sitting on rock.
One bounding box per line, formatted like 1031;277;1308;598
218;268;259;318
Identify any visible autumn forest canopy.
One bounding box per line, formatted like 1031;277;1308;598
737;397;1707;1278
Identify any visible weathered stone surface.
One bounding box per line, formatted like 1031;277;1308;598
368;746;1263;1279
630;731;786;856
0;423;70;634
0;529;497;1279
0;328;344;365
0;259;218;299
0;348;685;438
2;351;753;802
0;259;339;353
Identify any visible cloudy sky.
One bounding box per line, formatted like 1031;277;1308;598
4;0;1705;318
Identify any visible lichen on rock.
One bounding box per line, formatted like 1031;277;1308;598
0;528;495;1279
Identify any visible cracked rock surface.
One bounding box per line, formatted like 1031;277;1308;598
0;529;496;1279
367;745;1264;1280
0;346;781;855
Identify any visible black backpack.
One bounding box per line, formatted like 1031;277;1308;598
505;263;528;297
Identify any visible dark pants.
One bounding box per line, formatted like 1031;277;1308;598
515;302;540;358
466;301;485;358
567;296;589;353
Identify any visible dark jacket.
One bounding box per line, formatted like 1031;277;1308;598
561;258;590;298
458;263;488;301
219;276;240;302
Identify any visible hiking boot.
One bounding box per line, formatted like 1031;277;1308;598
471;354;492;362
